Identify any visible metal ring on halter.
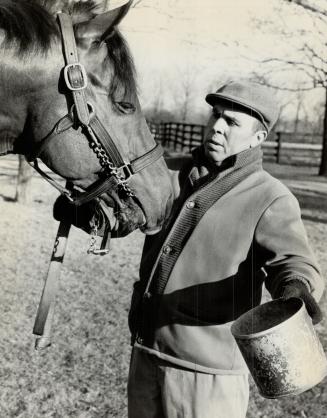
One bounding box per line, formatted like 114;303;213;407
70;102;95;122
117;162;133;183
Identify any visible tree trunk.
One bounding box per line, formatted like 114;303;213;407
293;100;301;135
15;155;33;203
318;87;327;176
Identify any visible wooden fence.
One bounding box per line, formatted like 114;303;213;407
148;121;205;153
148;121;323;167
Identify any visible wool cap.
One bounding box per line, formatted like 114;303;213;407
205;81;280;132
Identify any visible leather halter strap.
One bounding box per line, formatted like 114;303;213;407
31;12;163;206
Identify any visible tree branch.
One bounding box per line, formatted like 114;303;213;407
261;57;326;73
131;0;143;7
286;0;327;17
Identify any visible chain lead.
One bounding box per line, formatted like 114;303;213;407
87;210;111;255
87;224;98;254
86;126;135;197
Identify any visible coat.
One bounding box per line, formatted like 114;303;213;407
129;146;324;375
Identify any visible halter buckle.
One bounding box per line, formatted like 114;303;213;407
64;63;88;91
117;162;133;182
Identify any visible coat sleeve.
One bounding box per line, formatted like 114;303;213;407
254;193;324;302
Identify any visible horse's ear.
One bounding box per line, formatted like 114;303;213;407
75;0;132;41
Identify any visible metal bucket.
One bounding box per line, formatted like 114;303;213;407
231;298;327;398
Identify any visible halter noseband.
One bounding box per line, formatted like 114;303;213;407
30;13;163;207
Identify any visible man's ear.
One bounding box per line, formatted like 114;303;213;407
251;130;267;147
74;0;132;42
257;130;267;144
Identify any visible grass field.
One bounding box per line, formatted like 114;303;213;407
0;157;327;417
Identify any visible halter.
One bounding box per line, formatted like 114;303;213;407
31;13;163;208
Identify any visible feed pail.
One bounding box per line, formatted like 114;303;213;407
231;298;327;398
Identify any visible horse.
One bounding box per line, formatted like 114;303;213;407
0;0;173;241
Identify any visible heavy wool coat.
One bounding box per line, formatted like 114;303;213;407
129;146;324;374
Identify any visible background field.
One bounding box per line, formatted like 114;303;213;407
0;156;327;418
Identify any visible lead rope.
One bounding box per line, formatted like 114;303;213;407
33;219;71;349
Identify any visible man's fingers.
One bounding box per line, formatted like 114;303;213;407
302;293;323;325
280;281;323;325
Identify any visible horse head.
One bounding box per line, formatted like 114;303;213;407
0;0;173;237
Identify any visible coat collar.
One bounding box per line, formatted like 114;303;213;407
189;145;263;188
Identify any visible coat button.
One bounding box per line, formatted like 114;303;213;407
186;201;195;209
162;245;172;255
137;337;144;344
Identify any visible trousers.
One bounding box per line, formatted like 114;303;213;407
128;348;249;418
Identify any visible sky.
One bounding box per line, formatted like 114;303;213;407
118;0;326;126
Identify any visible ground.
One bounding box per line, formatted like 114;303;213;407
0;156;327;418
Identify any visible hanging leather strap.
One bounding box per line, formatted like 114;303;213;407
33;220;71;349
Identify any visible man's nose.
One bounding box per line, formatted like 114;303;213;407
213;117;226;134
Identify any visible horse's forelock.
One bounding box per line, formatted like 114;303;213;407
105;29;137;102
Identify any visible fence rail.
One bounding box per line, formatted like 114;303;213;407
148;121;205;153
148;121;323;167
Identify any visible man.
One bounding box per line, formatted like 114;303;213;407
126;81;324;418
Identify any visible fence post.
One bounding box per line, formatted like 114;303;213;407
276;132;282;164
15;155;34;203
201;125;205;144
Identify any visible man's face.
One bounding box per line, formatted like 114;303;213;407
203;104;266;165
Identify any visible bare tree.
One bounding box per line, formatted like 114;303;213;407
176;67;195;122
287;0;327;17
286;1;327;175
252;0;327;174
131;0;143;7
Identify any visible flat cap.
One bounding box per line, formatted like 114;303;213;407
205;81;280;132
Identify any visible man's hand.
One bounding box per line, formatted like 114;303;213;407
278;280;323;325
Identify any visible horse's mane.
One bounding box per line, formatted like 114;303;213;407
0;0;136;99
0;0;59;55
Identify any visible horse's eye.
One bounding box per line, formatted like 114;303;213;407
114;101;136;114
